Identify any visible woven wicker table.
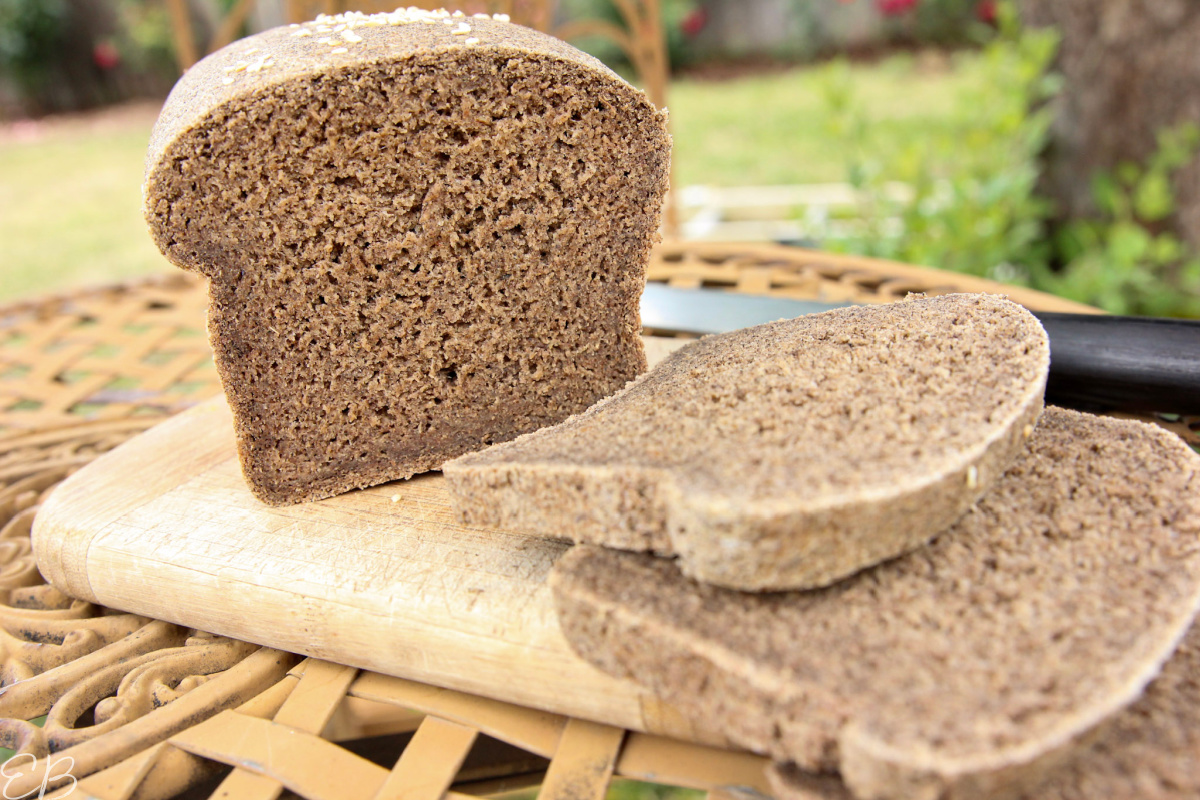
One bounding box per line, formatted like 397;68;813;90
1;242;1196;800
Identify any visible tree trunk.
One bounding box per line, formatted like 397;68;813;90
1020;0;1200;250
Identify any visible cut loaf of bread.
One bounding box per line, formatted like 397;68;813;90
551;408;1200;800
447;293;1049;590
768;619;1200;800
143;9;669;504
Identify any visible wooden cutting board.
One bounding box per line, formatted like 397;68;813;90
30;339;734;747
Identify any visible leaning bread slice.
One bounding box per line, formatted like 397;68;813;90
143;10;669;505
551;407;1200;800
447;293;1048;590
768;618;1200;800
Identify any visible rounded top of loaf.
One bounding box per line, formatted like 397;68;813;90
145;9;655;185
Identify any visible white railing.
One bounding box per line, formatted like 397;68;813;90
677;182;911;243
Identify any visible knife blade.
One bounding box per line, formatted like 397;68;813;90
639;283;1200;415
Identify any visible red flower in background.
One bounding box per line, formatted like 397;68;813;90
680;7;708;37
977;0;998;24
93;41;120;70
877;0;919;16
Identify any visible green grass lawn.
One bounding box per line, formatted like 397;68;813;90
0;103;176;303
669;50;982;187
0;53;981;304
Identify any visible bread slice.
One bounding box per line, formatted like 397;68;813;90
551;408;1200;800
1012;617;1200;800
447;293;1049;590
768;619;1200;800
143;9;669;505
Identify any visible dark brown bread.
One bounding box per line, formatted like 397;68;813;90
447;293;1048;590
144;9;669;504
768;620;1200;800
550;408;1200;800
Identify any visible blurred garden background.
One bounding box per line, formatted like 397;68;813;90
3;0;1200;317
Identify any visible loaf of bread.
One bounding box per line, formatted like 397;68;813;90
143;9;670;504
447;293;1049;590
551;407;1200;800
768;620;1200;800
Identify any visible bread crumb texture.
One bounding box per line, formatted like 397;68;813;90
143;12;669;504
448;294;1049;590
768;621;1200;800
550;407;1200;800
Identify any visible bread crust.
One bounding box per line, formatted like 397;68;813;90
768;619;1200;800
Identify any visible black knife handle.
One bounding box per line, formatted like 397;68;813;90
1033;311;1200;414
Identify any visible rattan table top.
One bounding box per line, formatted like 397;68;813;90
0;242;1195;800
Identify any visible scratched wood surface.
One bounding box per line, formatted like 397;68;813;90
28;338;738;748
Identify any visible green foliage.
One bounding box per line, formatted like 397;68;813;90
559;0;699;71
0;0;67;88
607;780;703;800
669;53;979;188
814;0;1200;317
114;0;178;78
815;2;1059;282
1026;123;1200;316
903;0;995;47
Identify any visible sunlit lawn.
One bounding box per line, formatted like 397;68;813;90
0;52;981;304
669;50;981;187
0;103;174;303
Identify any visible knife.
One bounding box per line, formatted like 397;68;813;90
639;283;1200;415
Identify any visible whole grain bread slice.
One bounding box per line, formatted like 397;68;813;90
447;293;1048;590
1008;616;1200;800
143;9;669;505
768;618;1200;800
550;408;1200;800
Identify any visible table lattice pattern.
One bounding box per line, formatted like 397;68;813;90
0;243;1195;799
